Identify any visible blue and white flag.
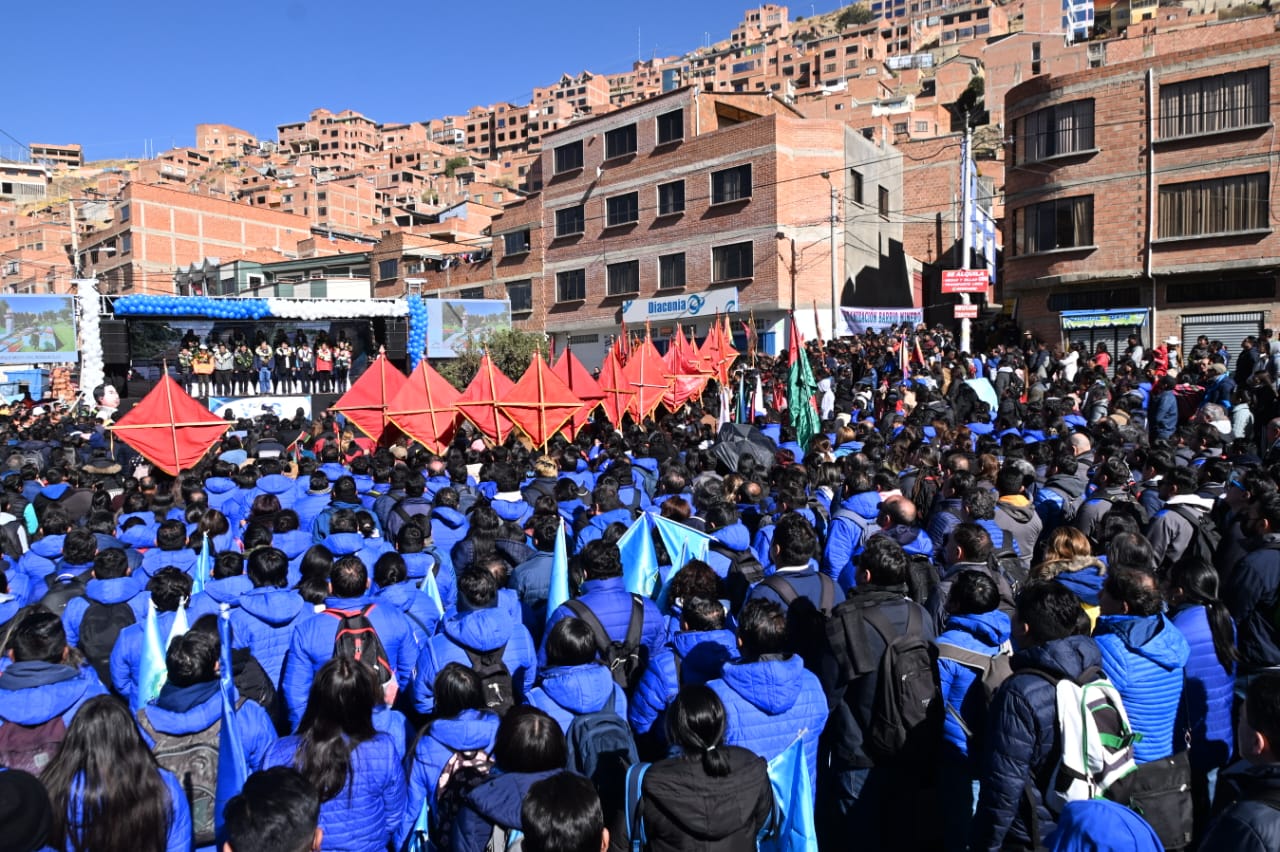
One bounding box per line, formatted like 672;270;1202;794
546;518;570;628
214;604;248;843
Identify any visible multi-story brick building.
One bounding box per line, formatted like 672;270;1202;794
486;86;907;364
277;109;381;167
1004;32;1280;355
0;220;73;294
29;143;83;170
195;125;260;162
0;162;48;204
78;182;312;294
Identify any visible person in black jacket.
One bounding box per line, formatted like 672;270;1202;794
1201;673;1280;851
631;685;772;852
1226;492;1280;677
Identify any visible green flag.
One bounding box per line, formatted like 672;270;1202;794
787;315;821;452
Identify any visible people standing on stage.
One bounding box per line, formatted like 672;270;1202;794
334;335;352;392
214;341;235;397
296;334;315;395
192;343;215;398
275;335;296;395
315;335;333;394
234;339;254;395
177;342;194;392
255;337;276;396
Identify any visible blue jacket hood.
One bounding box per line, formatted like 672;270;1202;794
1046;799;1163;851
141;688;222;735
273;529;313;559
442;606;512;653
1013;634;1101;680
590;508;633;530
39;483;70;500
0;662;99;725
537;664;617;714
428;709;500;752
29;535;64;559
86;575;143;605
491;496;529;523
712;522;751;553
321;532;366;556
719;654;805;715
239;587;307;626
432;506;468;530
1055;564;1106;605
671;629;740;681
204;477;238;496
257;474;294;496
840;491;882;520
944;611;1011;648
468;769;560;828
200;575;253;604
1096;614;1190;671
119;525;156;548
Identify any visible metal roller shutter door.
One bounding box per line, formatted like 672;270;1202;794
1180;312;1264;361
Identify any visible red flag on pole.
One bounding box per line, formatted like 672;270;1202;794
552;349;604;439
498;355;584;449
624;333;669;422
455;352;516;444
109;375;230;476
386;361;462;453
329;355;408;446
598;347;634;427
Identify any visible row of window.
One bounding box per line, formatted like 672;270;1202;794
550;166;749;239
1013;172;1270;254
1014;67;1270;165
553;109;685;174
553;241;753;303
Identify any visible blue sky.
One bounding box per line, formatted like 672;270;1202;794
3;0;842;162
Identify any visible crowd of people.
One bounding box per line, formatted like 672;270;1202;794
1;319;1280;852
175;329;355;399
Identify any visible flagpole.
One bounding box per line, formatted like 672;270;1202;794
960;113;973;355
165;372;181;476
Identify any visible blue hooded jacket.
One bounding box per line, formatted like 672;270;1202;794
430;507;470;572
62;576;148;647
708;653;828;789
525;663;626;734
1094;613;1190;763
705;522;752;579
375;581;440;648
1170;603;1235;774
0;661;107;731
630;628;740;737
253;474;297;510
203;476;240;518
452;769;560;852
573;508;633;552
136;681;276;772
16;534;64;588
936;610;1011;762
544;577;666;667
188;574;254;621
292;490;332;533
402;709;501;842
490;493;533;527
1045;799;1163;851
412;605;537;715
510;551;553;644
109;609;184;706
230;587;312;688
823;491;880;579
139;547;197;579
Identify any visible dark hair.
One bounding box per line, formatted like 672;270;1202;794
681;596;726;632
10;608;66;664
1169;561;1238;673
165;624;219;686
545;617;598;667
946;570;1000;616
1245;672;1280;750
861;535;908;587
458;567;498;609
738;599;787;659
275;509;301;534
156;519;187;551
294;657;379;801
214;550;245;580
41;695;171;852
1103;568;1162;617
296;545;334;605
63;527;98;565
665;684;732;777
1018;581;1086;645
242;523;273;552
667;560;721;605
93;546;130;580
773;512;818;566
494;706;567;773
330;554;368;598
521;771;604;852
578;540;622;580
248;547;289;589
433;663;486;718
397;522;426;553
223;767;321;852
373;551;408;587
147;567;194;613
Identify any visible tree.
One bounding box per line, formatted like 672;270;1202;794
444;157;469;178
837;4;874;28
435;326;548;389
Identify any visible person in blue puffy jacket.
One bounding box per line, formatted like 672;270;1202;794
188;551;253;621
270;510;314;584
707;598;828;791
292;473;334;533
139;519;198;579
61;546;148;649
630;595;739;748
1095;566;1190;763
1046;799;1163;852
40;694;193;852
1167;559;1237;829
251;457;298;512
526;617;626;734
312;477;376;543
935;570;1011;852
373;551;440;648
402;664;501;843
231;547;312;689
264;657;404;852
510;513;557;646
0;610;107;770
109;568;192;706
413;567;537;715
487;462;534;528
283;554;416;730
822;473;881;581
574;480;636;553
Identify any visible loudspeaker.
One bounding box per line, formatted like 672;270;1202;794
101;319;130;364
383;318;407;360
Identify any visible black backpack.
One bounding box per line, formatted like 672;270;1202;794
324;603;394;686
711;542;766;613
760;573;836;669
39;570;89;617
567;596;647;692
904;554;939;606
1165;505;1222;575
0;519;25;562
461;643;515;714
431;747;495;849
988;529;1028;593
78;600;136;687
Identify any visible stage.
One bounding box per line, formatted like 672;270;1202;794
192;393;344;422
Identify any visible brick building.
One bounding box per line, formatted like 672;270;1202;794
29;143;83;170
195;125;260;161
78;182;312;294
0;220;73;294
1004;32;1280;355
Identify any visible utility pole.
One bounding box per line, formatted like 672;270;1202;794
68;200;80;278
822;172;839;340
959;116;973;355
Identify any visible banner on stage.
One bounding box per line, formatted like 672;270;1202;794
426;299;511;359
0;295;78;364
208;395;312;422
842;307;923;335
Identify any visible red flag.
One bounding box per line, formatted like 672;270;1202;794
386;360;462;453
329;356;409;446
455;352;516;443
552;349;604;439
109;375;230;476
662;325;709;411
597;347;635;426
624;334;669;422
699;315;739;386
498;355;584;449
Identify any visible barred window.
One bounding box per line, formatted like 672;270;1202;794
1158;173;1268;239
1159;68;1269;139
1014;196;1093;254
1017;100;1094;163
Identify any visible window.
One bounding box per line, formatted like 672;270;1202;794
1017;100;1095;164
657;180;685;216
458;287;485;300
604;124;638;159
606;260;640;296
555;205;585;237
118;204;130;222
378;259;399;280
711;164;752;204
657;109;684;144
1158;173;1268;239
851;170;864;205
1160;68;1268;139
659;253;686;289
556;269;586;302
878;186;890;217
317;207;327;216
1014;196;1094;254
507;279;533;312
503;229;531;255
120;234;131;255
606;192;640;227
1167;279;1274;303
712;241;753;282
553;140;584;174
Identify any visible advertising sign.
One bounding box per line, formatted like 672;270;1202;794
0;295;78;364
425;299;511;358
841;307;923;335
622;288;738;324
954;303;979;319
941;269;990;294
